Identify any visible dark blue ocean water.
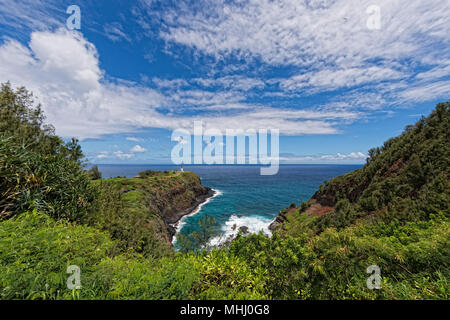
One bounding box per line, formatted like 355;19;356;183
96;164;361;245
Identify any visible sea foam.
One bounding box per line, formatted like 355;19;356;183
209;214;273;247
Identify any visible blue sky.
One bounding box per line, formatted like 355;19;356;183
0;0;449;164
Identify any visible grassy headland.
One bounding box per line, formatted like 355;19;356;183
86;171;214;257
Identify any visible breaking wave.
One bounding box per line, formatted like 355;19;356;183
209;214;273;247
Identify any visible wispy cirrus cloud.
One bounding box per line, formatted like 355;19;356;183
399;80;450;103
0;0;63;34
278;66;405;93
0;29;354;139
157;0;450;69
145;0;450;106
193;75;265;91
103;22;131;42
126;137;141;142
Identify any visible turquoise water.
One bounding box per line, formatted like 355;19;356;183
97;164;361;244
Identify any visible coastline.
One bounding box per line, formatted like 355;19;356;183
169;188;221;244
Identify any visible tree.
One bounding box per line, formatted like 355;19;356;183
62;138;84;163
177;215;218;253
88;165;102;180
0;82;94;220
0;82;84;162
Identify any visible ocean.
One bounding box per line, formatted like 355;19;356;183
97;164;362;246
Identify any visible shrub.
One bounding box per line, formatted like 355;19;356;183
0;136;97;221
0;211;113;299
87;165;102;180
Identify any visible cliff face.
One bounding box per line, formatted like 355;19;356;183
87;171;213;256
143;172;213;224
142;172;215;237
270;102;450;233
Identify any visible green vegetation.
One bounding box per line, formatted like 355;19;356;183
0;82;448;300
266;102;449;298
87;165;102;180
177;216;219;253
84;177;173;259
231;213;448;299
0;82;83;162
0;211;267;299
0;211;113;299
290;102;449;235
0;83;95;221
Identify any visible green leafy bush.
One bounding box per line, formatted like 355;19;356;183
0;211;113;299
0;136;97;221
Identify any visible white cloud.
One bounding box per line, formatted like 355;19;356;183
0;29;166;138
193;75;265;91
320;152;367;160
2;0;447;143
113;151;134;160
0;29;356;138
104;22;131;43
159;0;450;70
399;80;450;103
153;0;450;103
279;67;405;93
415;60;450;81
0;0;62;32
1;1;448;145
96;147;147;160
96;151;109;159
130;145;148;153
126;137;141;142
152;77;189;88
280;151;367;163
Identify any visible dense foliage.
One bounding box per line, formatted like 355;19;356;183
231;213;448;299
265;102;450;298
0;211;267;300
0;83;95;220
306;102;449;232
87;165;102;180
